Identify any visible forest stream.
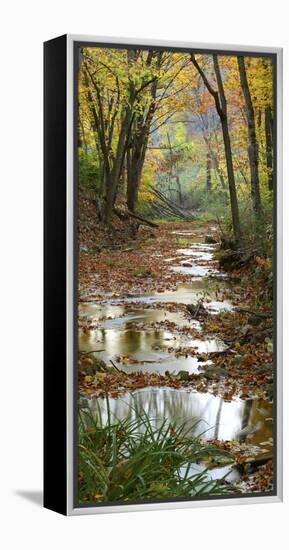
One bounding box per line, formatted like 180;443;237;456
76;46;275;502
78;225;273;490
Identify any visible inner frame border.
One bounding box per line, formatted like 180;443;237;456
66;34;283;515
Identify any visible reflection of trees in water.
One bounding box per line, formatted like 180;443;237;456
87;390;273;446
133;390;197;429
214;398;223;439
246;399;272;447
242;400;252;429
88;390;234;438
97;328;166;356
239;399;253;442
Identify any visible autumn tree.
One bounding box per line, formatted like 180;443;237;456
237;56;262;216
265;104;273;191
126;51;163;212
240;57;274;192
78;47;273;241
190;54;242;246
262;59;274;192
206;152;212;192
80;48;160;223
195;111;227;189
126;52;192;212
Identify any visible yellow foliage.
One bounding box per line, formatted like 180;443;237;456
139;190;154;202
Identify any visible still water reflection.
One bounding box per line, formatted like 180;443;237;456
79;326;226;374
79;304;227;374
85;388;272;451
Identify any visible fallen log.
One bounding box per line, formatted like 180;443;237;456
113;207;158;228
127;210;158;228
149;186;194;221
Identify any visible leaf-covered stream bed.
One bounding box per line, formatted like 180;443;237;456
78;222;274;494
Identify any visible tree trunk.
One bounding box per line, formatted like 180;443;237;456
238;56;262;216
175;175;183;204
190;54;242;246
265;106;273;192
220;114;242;245
213;56;242;246
126;140;146;212
206;142;226;188
201;129;226;189
105;105;134;223
206;152;212;192
126;51;163;213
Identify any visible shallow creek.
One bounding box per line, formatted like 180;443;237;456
81;388;272;483
79;303;226;374
79;230;273;481
80;234;232;372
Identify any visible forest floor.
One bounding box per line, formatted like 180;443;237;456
78;196;274;494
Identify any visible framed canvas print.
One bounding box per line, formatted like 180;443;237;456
44;35;283;515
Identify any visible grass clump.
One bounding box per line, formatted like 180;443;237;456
78;397;235;504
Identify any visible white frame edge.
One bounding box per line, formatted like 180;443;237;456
66;35;283;516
